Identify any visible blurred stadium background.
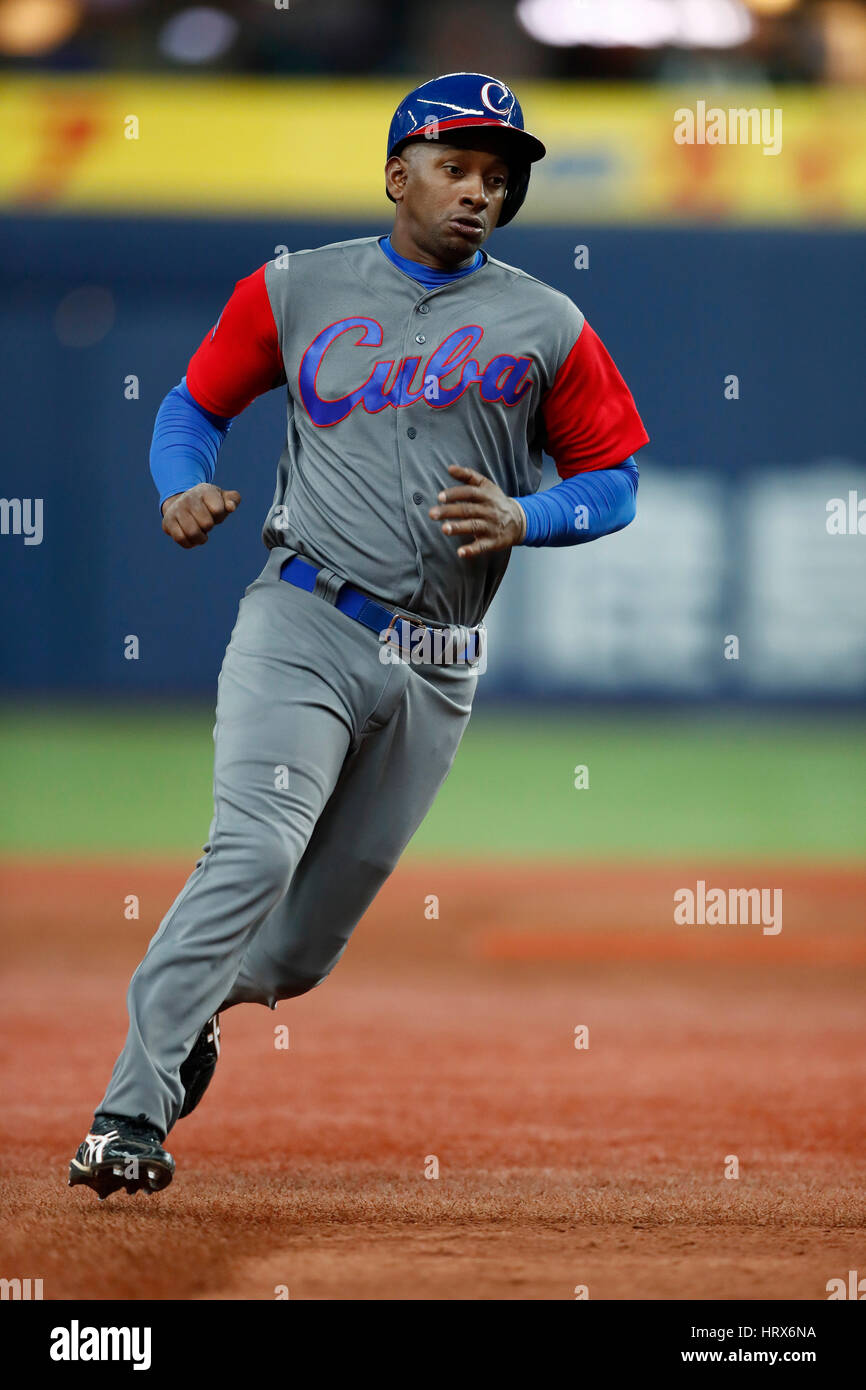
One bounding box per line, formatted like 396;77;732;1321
1;0;865;860
1;0;865;1302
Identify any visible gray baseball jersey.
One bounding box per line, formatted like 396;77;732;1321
186;236;648;626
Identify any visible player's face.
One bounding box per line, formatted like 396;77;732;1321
387;138;511;268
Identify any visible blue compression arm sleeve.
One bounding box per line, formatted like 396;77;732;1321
149;378;233;513
515;456;639;547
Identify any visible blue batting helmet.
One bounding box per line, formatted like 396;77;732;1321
386;72;546;227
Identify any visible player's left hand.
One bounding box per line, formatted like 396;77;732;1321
430;464;527;558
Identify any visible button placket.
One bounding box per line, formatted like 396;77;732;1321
396;303;438;599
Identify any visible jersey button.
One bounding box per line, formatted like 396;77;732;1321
418;303;430;314
414;333;426;344
412;491;424;504
407;427;417;439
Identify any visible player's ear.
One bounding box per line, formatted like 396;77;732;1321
385;153;410;202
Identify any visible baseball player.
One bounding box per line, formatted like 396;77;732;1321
69;73;648;1198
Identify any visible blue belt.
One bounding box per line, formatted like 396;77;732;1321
279;555;483;665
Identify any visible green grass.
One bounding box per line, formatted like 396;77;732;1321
1;704;864;861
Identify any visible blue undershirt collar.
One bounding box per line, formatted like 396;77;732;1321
378;234;485;289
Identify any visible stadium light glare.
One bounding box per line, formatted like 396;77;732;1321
515;0;755;49
743;0;800;14
677;0;755;45
158;6;239;65
0;0;81;55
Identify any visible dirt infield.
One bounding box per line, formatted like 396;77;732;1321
1;857;864;1301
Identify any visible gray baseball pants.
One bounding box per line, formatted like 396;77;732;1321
98;546;477;1137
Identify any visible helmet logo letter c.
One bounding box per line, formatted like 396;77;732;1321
480;81;511;115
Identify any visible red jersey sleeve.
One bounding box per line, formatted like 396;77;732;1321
540;319;649;478
185;263;285;418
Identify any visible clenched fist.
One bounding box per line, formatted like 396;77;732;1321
429;464;526;558
161;483;241;549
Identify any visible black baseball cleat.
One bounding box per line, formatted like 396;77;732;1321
179;1012;221;1118
68;1113;175;1200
